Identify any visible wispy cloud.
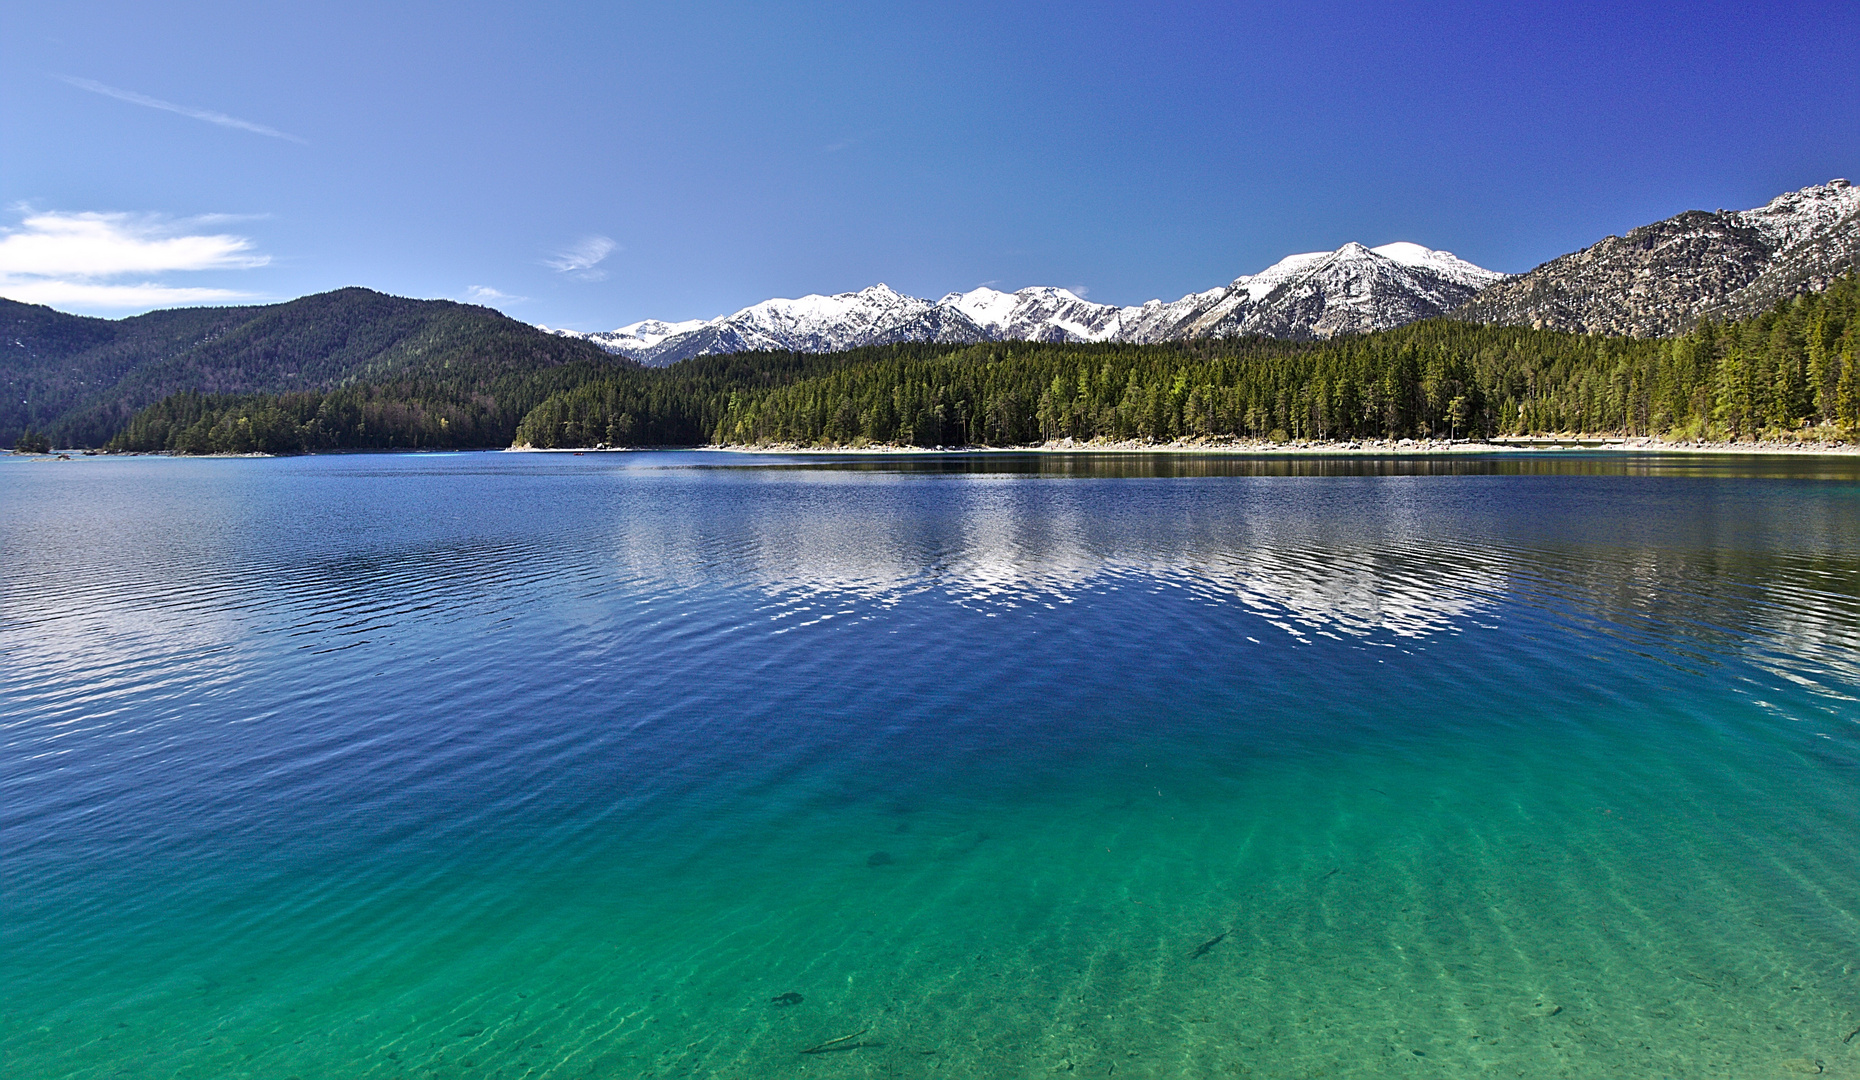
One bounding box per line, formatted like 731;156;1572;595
464;285;524;305
546;235;616;280
58;76;307;144
0;209;267;310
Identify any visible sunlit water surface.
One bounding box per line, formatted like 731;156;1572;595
3;450;1857;1079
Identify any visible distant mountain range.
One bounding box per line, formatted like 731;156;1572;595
543;242;1505;366
545;180;1860;364
1454;180;1860;336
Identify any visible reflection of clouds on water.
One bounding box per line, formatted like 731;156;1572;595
602;474;1503;641
1196;546;1498;641
0;548;254;737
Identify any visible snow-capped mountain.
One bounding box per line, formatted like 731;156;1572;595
1453;179;1860;337
543;242;1504;366
546;318;711;355
1127;241;1504;342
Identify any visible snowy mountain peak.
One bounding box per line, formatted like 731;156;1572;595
1162;240;1509;340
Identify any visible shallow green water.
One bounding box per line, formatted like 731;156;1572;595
2;451;1856;1078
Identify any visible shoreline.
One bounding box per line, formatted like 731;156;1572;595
21;435;1860;460
689;435;1860;458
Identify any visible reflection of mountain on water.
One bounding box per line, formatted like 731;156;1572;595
1204;543;1498;641
605;475;1505;640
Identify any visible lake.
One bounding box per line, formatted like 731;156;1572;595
3;450;1857;1079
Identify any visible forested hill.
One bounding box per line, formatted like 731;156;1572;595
510;271;1858;448
4;288;626;447
100;272;1858;453
4;299;265;447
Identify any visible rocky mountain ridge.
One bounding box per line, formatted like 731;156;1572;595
1451;180;1860;336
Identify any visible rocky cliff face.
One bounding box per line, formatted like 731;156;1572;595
1453;180;1860;337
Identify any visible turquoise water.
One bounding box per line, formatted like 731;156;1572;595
2;450;1857;1079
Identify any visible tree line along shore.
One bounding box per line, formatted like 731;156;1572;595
75;272;1860;456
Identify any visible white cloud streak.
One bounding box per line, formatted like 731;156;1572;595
0;210;268;310
546;235;616;280
0;211;267;277
58;76;307;144
464;285;524;305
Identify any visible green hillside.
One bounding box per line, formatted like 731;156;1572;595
3;288;626;448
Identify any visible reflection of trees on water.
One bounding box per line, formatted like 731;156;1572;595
1506;545;1860;702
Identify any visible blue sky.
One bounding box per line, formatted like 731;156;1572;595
2;1;1856;329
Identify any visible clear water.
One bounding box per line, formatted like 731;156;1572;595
3;450;1857;1080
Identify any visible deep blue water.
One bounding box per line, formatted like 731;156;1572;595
3;450;1857;1079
